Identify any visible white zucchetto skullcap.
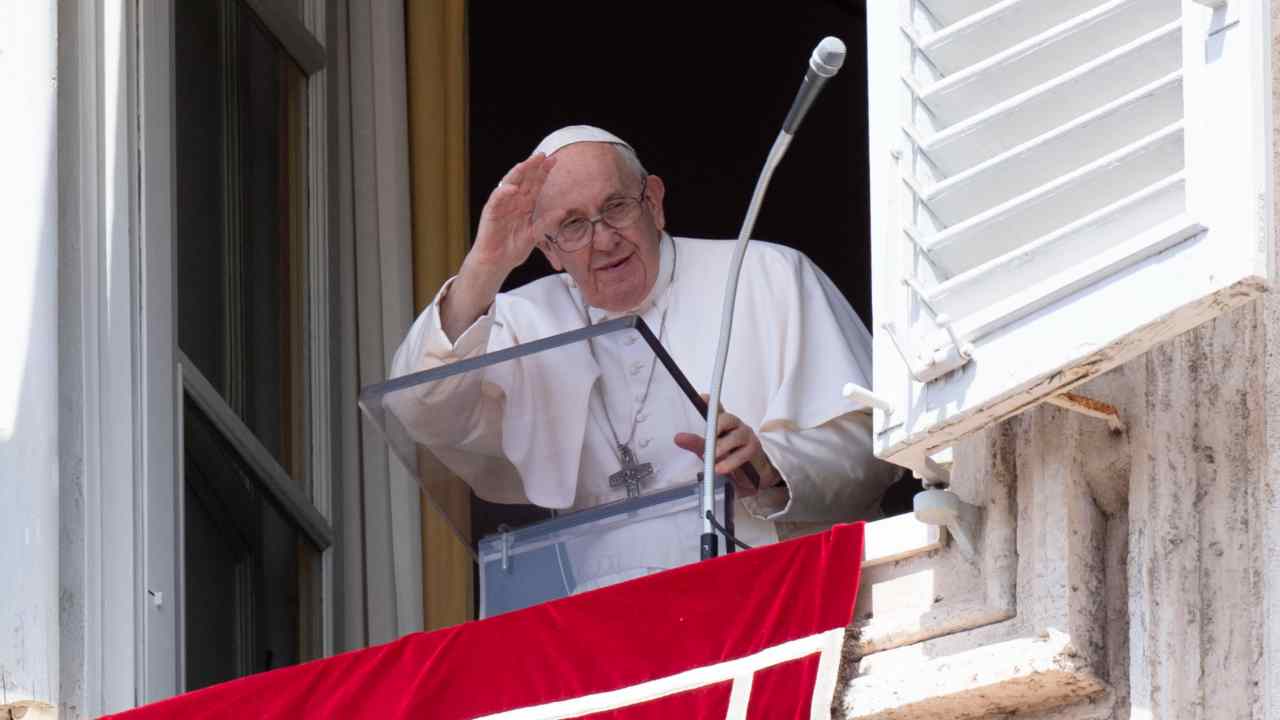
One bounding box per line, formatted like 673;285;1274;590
532;125;633;157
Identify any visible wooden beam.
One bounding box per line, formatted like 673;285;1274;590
1045;392;1126;433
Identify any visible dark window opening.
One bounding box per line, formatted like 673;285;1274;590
469;3;871;323
467;2;890;541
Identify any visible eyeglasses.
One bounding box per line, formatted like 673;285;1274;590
543;178;649;253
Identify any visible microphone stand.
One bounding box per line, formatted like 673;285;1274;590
699;132;791;560
700;37;845;560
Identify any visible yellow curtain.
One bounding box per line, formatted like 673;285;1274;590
405;0;473;630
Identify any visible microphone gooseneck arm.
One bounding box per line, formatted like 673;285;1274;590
699;133;790;559
700;37;846;559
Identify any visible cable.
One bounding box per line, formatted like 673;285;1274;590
706;510;753;552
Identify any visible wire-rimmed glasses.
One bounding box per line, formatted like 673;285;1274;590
543;178;649;252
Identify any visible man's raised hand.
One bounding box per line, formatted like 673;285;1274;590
469;152;558;275
441;153;556;341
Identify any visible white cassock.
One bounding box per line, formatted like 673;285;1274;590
389;233;900;591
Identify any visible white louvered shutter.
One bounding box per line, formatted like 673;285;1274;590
866;0;1272;473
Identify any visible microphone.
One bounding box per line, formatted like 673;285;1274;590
698;36;846;559
782;36;847;135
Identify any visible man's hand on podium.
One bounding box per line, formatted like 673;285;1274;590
675;394;785;500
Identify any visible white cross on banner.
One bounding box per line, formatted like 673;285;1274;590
106;524;866;720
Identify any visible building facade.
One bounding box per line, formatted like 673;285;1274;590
3;1;1278;719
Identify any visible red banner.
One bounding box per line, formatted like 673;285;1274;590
107;523;863;719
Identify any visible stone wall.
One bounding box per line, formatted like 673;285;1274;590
838;250;1279;720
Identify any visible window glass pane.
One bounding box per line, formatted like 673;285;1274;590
175;0;227;393
239;4;310;481
183;403;321;691
175;0;310;484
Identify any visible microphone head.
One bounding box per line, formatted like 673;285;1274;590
810;36;846;77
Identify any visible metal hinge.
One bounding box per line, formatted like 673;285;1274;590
882;308;973;384
499;526;514;573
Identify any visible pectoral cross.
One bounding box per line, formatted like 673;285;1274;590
608;444;653;499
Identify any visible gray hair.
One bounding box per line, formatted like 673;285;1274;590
614;144;648;182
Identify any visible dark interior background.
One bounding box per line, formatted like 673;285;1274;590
469;1;871;321
465;2;894;542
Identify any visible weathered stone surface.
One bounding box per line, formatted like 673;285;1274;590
0;701;57;720
840;404;1122;718
844;630;1105;719
841;298;1276;719
849;423;1018;659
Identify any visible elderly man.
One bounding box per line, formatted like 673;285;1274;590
391;126;898;583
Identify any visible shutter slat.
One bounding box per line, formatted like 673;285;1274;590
920;123;1185;275
917;0;1005;28
915;0;1107;76
917;73;1183;226
915;0;1177;129
913;21;1181;176
940;213;1202;348
927;175;1189;323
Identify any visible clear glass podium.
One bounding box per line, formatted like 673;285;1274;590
359;316;736;618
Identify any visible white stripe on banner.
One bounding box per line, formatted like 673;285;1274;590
473;627;847;720
724;670;754;720
810;626;846;720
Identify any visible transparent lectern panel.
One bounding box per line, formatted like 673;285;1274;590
358;316;720;555
477;479;727;617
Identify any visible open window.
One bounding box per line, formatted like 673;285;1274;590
866;0;1272;474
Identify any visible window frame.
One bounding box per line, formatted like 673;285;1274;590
133;0;336;698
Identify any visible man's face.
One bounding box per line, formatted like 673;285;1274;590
534;143;667;312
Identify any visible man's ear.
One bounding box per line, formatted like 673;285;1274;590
644;174;667;232
536;238;565;271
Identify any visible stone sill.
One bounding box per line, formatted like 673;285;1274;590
0;701;56;720
838;414;1121;719
839;629;1107;719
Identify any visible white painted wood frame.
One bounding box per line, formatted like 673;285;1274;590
179;355;335;550
54;0;149;712
21;0;339;713
2;0;62;711
135;0;339;700
137;0;182;702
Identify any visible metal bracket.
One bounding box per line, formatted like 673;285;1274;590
883;320;972;384
882;272;975;383
500;528;513;574
903;276;974;360
914;488;983;559
902;447;981;559
1046;392;1125;433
